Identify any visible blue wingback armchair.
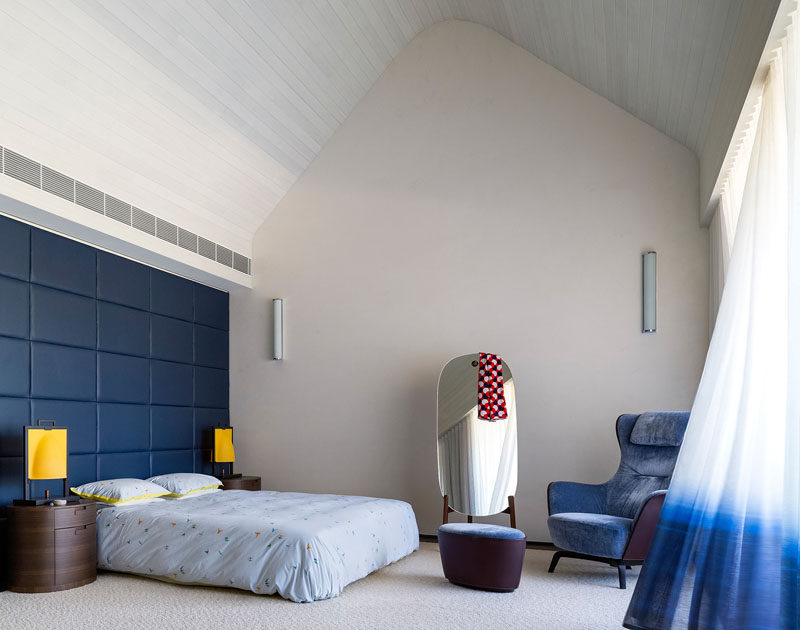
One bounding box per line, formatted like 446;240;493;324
547;412;690;588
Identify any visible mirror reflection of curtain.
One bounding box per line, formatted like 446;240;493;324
438;379;517;515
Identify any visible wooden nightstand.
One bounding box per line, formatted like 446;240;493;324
6;500;97;593
220;476;261;491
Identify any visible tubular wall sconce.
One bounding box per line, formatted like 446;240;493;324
642;252;657;333
273;298;284;360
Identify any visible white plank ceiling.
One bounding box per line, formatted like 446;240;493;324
0;0;773;257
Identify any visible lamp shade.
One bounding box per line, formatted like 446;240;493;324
27;427;67;480
213;427;236;463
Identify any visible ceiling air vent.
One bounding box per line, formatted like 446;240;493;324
198;237;216;261
75;181;104;214
4;149;41;188
41;167;75;203
233;252;249;274
216;245;233;268
105;195;132;225
155;218;178;245
178;228;198;253
0;145;250;275
131;207;156;236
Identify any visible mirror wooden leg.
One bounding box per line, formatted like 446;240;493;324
501;495;517;528
442;495;459;525
445;496;516;527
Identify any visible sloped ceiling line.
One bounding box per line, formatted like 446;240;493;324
0;0;773;256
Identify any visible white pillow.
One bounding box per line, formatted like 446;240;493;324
71;478;170;505
146;473;222;498
173;487;221;500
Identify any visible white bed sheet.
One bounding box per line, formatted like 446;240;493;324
96;489;419;602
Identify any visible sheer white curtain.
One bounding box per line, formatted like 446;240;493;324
707;209;730;333
625;10;800;627
709;93;762;331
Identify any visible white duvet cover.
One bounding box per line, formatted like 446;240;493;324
96;489;419;602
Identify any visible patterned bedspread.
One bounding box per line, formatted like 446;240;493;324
96;489;419;602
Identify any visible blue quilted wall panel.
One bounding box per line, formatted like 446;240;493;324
0;213;229;504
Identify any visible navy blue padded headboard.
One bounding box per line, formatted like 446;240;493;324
0;213;230;504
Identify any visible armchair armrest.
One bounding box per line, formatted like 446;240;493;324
622;490;667;563
547;481;606;516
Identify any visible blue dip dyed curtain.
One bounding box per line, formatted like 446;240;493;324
624;9;800;630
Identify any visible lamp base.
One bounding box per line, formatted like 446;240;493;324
217;473;243;480
13;495;82;506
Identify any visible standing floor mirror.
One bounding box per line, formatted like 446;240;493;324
437;353;518;525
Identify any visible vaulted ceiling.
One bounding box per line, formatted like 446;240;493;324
0;0;773;259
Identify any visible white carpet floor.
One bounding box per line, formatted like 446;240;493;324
0;543;637;629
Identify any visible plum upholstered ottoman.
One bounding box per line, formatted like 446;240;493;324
438;523;526;591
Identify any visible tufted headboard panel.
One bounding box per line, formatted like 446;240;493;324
0;213;230;504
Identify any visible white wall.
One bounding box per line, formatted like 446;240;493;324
230;20;709;540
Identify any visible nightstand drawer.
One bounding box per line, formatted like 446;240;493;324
55;523;97;586
7;500;97;593
221;476;261;491
55;503;95;529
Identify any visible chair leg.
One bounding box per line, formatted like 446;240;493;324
548;549;629;588
548;551;565;573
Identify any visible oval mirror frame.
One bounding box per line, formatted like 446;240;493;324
437;353;518;517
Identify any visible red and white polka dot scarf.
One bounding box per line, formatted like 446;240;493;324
478;352;507;421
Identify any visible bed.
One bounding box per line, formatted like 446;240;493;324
96;489;419;602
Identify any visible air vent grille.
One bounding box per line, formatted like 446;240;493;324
0;146;250;275
132;207;156;236
156;218;178;245
75;181;104;214
178;228;198;253
233;252;249;274
4;149;41;188
42;167;74;202
216;246;233;268
198;237;216;261
105;195;132;225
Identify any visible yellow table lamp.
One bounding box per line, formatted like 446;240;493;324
15;419;80;505
212;426;240;479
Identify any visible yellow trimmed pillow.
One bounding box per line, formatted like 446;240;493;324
71;478;170;504
172;486;221;499
146;473;222;498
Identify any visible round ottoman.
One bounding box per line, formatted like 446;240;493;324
438;523;526;591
